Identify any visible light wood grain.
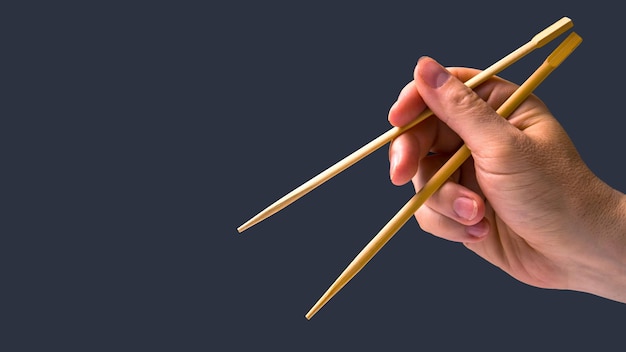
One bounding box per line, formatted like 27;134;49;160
305;32;582;320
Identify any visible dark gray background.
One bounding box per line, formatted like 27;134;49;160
2;1;624;350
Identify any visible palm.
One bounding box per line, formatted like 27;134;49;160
466;204;567;290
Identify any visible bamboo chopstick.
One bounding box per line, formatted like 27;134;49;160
305;32;583;320
237;17;573;233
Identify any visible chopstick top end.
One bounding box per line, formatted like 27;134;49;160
546;32;582;67
532;17;574;48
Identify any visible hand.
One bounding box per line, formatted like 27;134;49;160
388;56;626;303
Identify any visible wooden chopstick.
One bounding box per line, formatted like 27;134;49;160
305;32;583;320
237;17;573;233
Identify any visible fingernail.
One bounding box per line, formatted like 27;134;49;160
453;197;478;221
466;220;488;238
418;57;450;88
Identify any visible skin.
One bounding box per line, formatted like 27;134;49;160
388;56;626;303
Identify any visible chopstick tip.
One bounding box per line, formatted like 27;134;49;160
304;308;316;320
305;298;327;320
237;218;259;233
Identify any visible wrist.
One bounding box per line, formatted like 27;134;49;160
567;181;626;303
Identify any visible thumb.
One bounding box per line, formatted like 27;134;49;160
414;56;518;152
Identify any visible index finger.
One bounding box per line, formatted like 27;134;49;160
388;67;485;128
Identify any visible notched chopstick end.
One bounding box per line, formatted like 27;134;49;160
531;16;574;48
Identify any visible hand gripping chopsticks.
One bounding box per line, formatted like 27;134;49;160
236;17;581;318
238;17;573;233
305;31;583;319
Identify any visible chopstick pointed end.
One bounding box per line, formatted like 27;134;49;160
237;225;251;234
237;210;272;233
237;220;255;233
305;288;336;320
305;305;320;320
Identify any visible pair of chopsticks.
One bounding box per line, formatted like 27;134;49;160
238;17;582;319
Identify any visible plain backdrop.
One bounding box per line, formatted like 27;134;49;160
2;1;625;351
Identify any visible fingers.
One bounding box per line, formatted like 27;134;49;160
414;178;491;242
388;61;521;184
387;81;427;185
416;205;490;243
413;56;522;153
388;66;491;128
413;154;489;242
387;56;537;243
388;81;427;128
424;180;485;226
388;116;437;186
389;132;420;186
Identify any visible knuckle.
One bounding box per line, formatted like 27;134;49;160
440;86;486;122
447;85;481;109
